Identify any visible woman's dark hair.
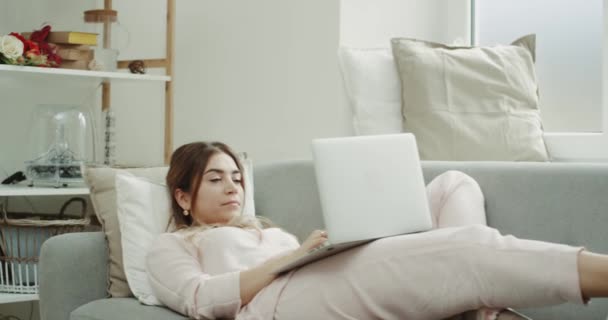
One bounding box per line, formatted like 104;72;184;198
166;141;244;228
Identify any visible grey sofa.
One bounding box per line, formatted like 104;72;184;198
39;160;608;320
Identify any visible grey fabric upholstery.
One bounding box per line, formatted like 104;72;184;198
70;298;187;320
39;232;109;320
40;160;608;320
421;161;608;320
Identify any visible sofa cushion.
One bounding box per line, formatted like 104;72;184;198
391;34;549;161
337;47;403;135
84;167;169;298
115;173;174;306
70;298;192;320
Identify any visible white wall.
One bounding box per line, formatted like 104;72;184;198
340;0;470;47
172;0;470;164
173;0;348;164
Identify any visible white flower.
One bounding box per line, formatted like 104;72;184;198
0;35;24;60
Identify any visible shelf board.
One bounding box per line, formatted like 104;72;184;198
0;184;90;197
0;293;38;304
0;64;170;82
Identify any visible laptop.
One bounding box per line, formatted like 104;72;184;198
273;133;433;274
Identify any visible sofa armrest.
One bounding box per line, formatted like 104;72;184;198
39;232;108;320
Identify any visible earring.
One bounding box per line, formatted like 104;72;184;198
183;209;190;216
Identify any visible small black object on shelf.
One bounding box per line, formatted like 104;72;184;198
1;171;26;185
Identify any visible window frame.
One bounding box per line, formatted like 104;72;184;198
471;0;608;161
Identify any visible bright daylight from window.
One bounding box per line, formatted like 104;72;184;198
474;0;603;133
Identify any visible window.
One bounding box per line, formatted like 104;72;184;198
473;0;608;160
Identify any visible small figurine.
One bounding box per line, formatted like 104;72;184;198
128;60;146;74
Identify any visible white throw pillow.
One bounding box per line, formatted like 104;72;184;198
115;156;256;306
240;154;255;217
115;173;172;305
337;47;403;135
85;166;169;298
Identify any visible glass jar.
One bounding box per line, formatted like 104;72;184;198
24;104;98;187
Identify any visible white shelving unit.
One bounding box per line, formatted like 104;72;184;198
0;57;168;306
0;184;90;197
0;184;90;303
1;4;174;312
0;64;171;82
0;293;38;304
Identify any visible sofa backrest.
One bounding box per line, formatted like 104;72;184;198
254;160;323;241
254;160;608;319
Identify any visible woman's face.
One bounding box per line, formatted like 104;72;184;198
191;152;244;225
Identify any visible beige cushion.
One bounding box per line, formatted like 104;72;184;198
85;167;169;297
391;34;549;161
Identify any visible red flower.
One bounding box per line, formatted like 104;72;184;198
26;40;38;52
38;41;53;56
45;43;62;66
1;25;61;68
48;53;62;67
25;48;40;57
9;32;25;42
30;25;51;42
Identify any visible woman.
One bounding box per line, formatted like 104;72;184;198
146;141;606;320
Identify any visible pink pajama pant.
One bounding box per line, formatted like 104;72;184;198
270;171;585;320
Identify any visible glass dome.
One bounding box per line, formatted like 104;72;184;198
25;104;97;187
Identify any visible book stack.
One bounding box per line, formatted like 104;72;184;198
23;31;98;70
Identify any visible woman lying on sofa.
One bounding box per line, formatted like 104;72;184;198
146;141;607;320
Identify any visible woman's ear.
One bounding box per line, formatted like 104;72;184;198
174;188;191;211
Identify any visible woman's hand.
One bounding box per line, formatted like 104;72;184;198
265;229;329;271
241;230;328;306
296;229;329;255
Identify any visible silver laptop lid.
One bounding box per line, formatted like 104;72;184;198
312;133;432;244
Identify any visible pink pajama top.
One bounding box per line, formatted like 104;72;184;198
146;226;300;319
